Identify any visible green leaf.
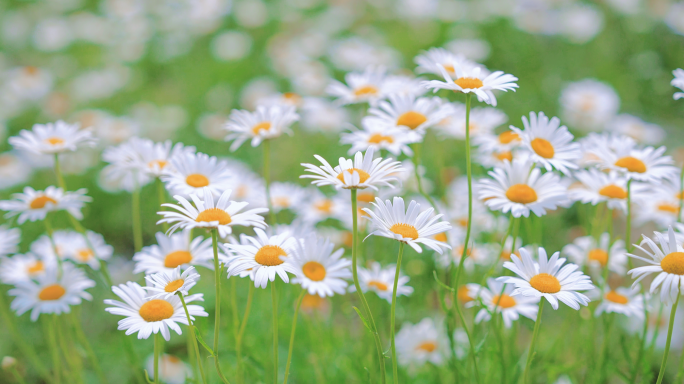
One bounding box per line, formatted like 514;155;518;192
143;369;155;384
474;332;489;355
194;328;214;355
353;307;372;332
433;270;455;292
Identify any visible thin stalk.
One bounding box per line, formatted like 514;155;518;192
54;315;82;383
70;312;106;383
236;284;255;384
132;188;143;252
153;333;161;384
9;366;28;384
211;229;231;384
410;143;439;212
271;280;279;384
43;215;63;276
283;289;306;384
350;189;386;384
263;139;277;227
675;340;684;382
179;292;207;384
45;315;62;384
156;178;169;232
597;313;615;383
53;154;67;190
494;315;507;384
522;299;545;384
390;243;406;384
655;289;681;384
451;93;480;383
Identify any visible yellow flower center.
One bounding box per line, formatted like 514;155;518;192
434;233;447;242
495;151;513;162
164;251;193;268
605;290;629;305
588;249;609;266
442;64;455;74
357;192;375;203
354;85;378;96
186;173;210;188
45;137;64;145
302;261;327;281
505;184;538;204
658;204;679;214
368;133;395;144
273;197;290;207
529;273;561;294
416;341;437;352
314;200;333;214
76;249;93;261
614;156;646;173
138;299;175;322
531;138;555;159
195;208;232;225
457;285;473;303
389;223;419;240
27;261;45;274
454;77;483;89
252;122;271;135
661;252;684;275
493;294;517;309
164;279;185;292
598;185;627;200
368;280;388;291
336;168;371;184
24;66;39;75
500;251;520;260
254;245;287;266
301;294;325;310
396;111;428;130
30;196;57;209
498;131;520;144
38;284;66;301
148;160;168;169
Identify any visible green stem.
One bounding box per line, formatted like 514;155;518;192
153;333;161;384
390;243;405;384
655;288;681;384
236;284;255;384
271;280;279;384
494;315;507;384
675;338;684;382
263;139;277;227
132;188;143;252
179;292;207;384
598;313;615;383
67;214;113;286
9;366;28;384
522;299;545;384
283;290;306;384
156;178;169;232
53;154;67;190
350;189;386;384
54;315;82;383
210;228;231;384
410;143;439;213
70;312;106;383
45;315;62;384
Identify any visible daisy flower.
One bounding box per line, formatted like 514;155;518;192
473;278;540;328
383;75;428;97
0;186;91;224
294;190;350;226
414;47;467;77
223;160;265;207
326;65;388;106
9;120;96;155
559;79;620;132
477;157;568;218
224;105;299;151
634;192;683;228
136;139;196;178
366;93;451;133
104;281;208;341
0;253;54;284
222;228;298;288
340;121;419;157
511;112;580;175
0;226;21;257
457;283;483;305
133;230;216;274
144;266;201;300
100;139;152;192
354;261;413;303
0;151;32;190
289;234;352;297
9;264;95;321
599;141;677;184
145;354;193;384
562;233;628;275
607;114;665;145
473;128;523;154
30;231;70;261
301;147;403;191
672;68;684;100
436;104;508;140
63;231;113;270
158;187;268;238
594;286;645;318
422;60;518;106
395;318;449;367
267;182;306;213
628;226;684;304
362;197;452;254
498;247;595;310
569;169;650;214
161;152;232;198
435;237;496;271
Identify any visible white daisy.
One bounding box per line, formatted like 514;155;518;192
559;79;620;132
498;247;595;310
161;152;232;199
607;114;666;145
436;236;496;271
133;230;217;275
223;228;298;288
436;104;508;140
100;138;153;193
136;139;196;178
158;188;268;238
475;146;519;169
9;264;95;321
600;142;678;184
104;281;208;341
634;186;683;227
362;196;452;254
0;152;32;190
477;157;568;218
144;354;193;384
422;60;518;106
382;75;429;98
9;120;96;155
473;278;540;328
289;234;352;297
301;147;403;191
63;231;113;270
326;66;388;106
395;318;449;367
224;105;299;151
223;160;265;207
267;182;306;213
366;93;451;134
594;286;645;318
511;111;580;175
569;169;650;214
473;128;523;154
577;133;635;168
354;261;413;303
414;47;468;77
30;231;70;261
457;283;483;305
628;226;684;304
671;68;684;100
561;233;627;275
341;120;419;157
0;186;91;224
0;253;54;284
0;226;20;257
144;266;201;300
294;190;350;226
